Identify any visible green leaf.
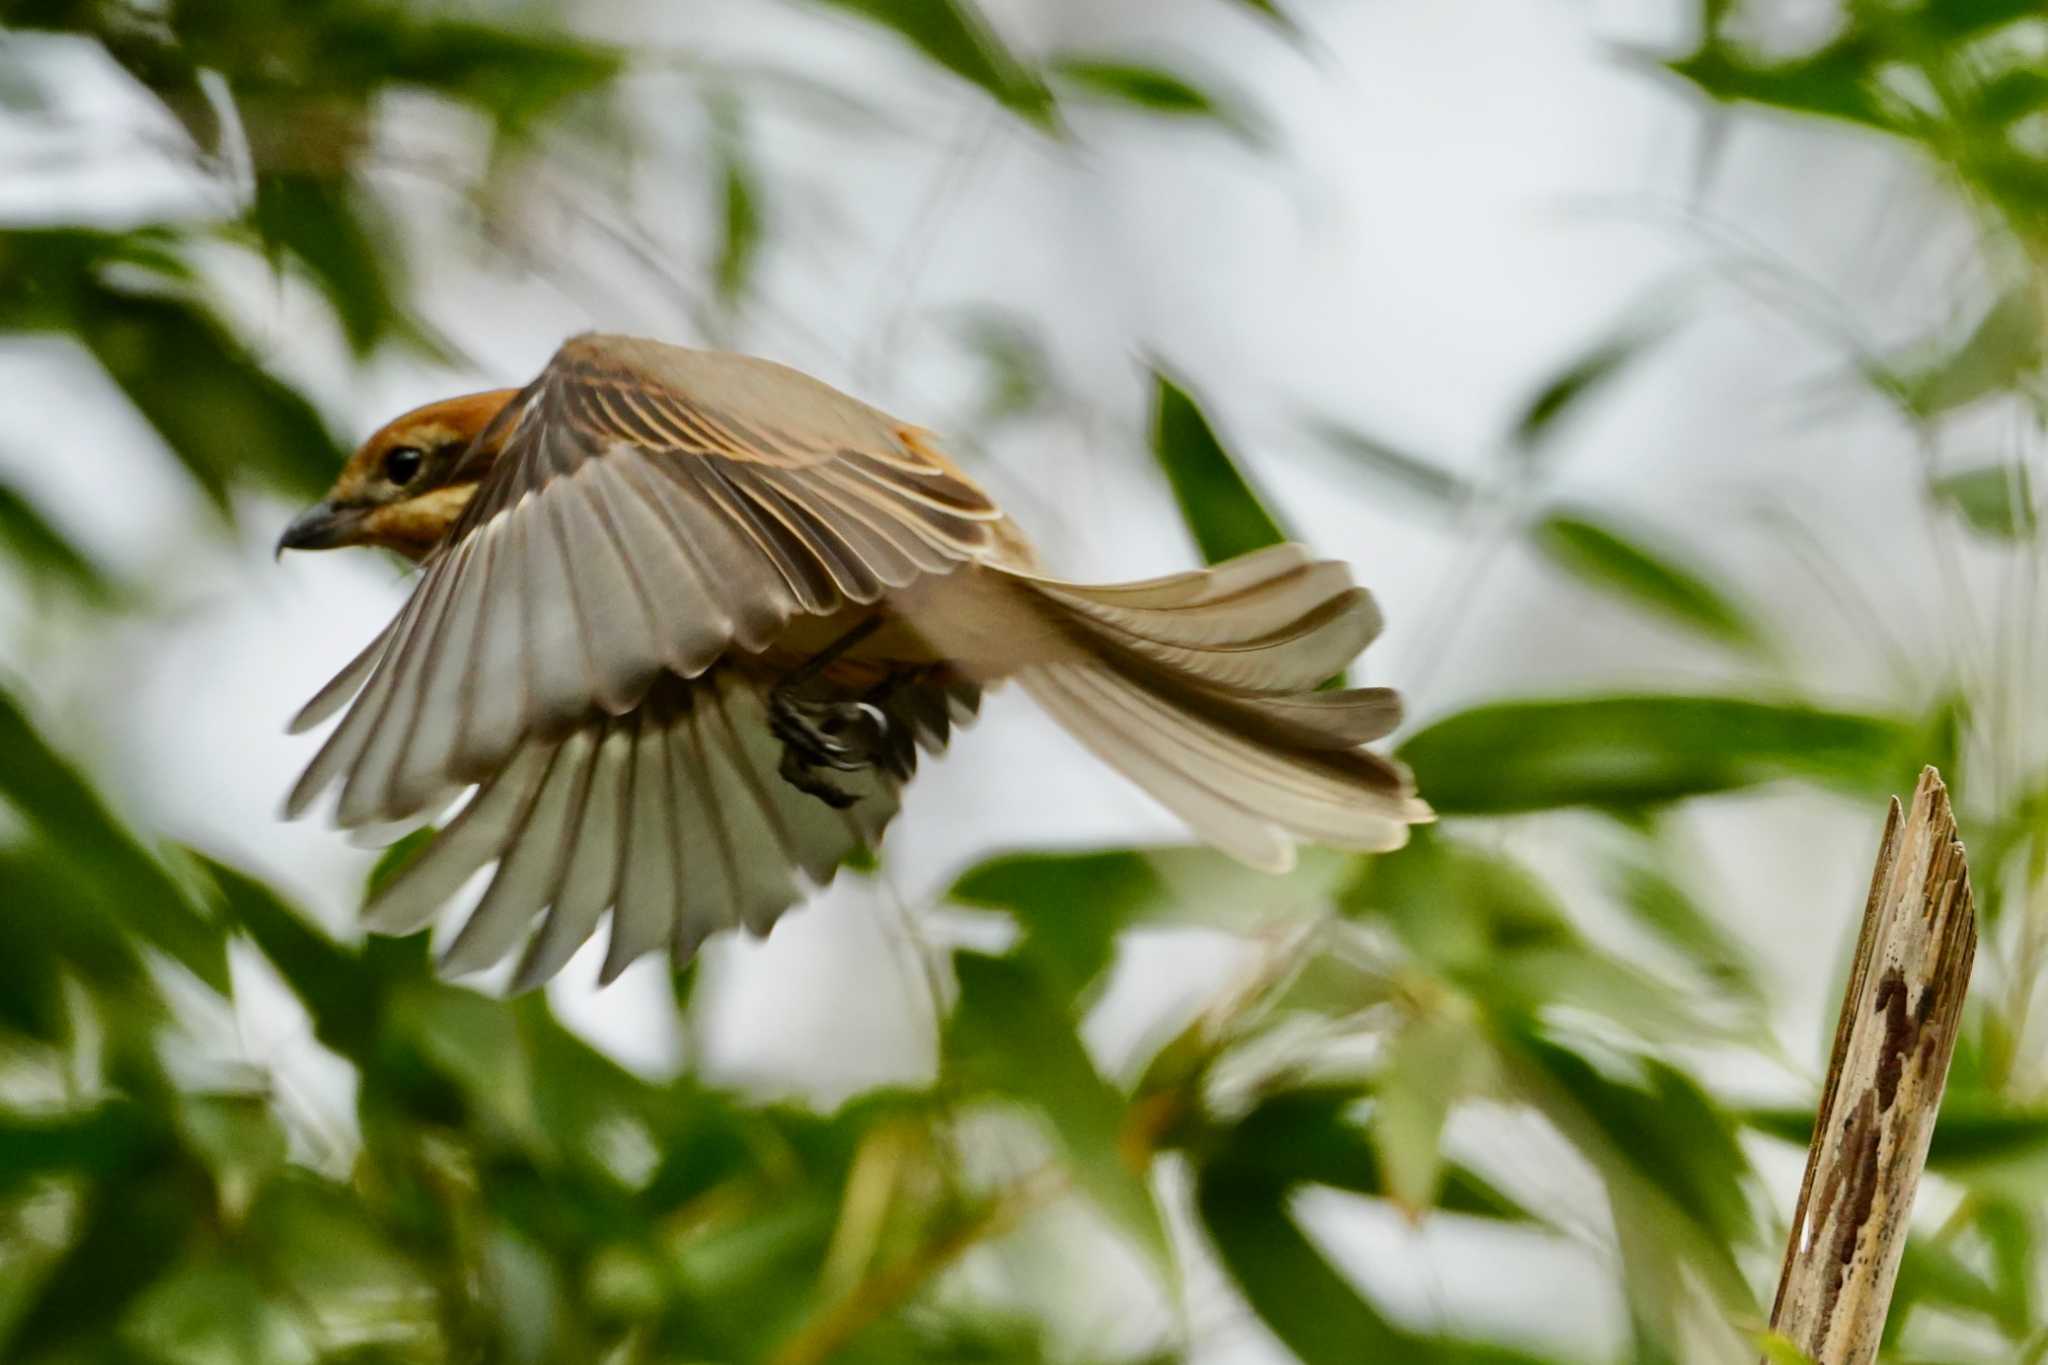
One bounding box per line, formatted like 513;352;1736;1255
1219;0;1299;35
1900;285;2044;417
0;481;114;603
949;844;1350;1002
124;1259;300;1365
1049;57;1262;143
1371;1000;1491;1213
0;685;228;992
250;172;404;356
1511;329;1658;454
1502;1028;1754;1309
4;1153;212;1361
1529;507;1763;650
946;952;1166;1267
79;288;346;507
1207;1086;1534;1223
814;0;1053;126
1309;420;1476;515
1194;1161;1555;1365
1194;1165;1413;1362
0;1101;165;1191
386;20;623;134
710;97;763;306
1399;695;1918;814
1148;368;1290;565
1606;855;1763;1007
202;855;380;1064
1932;462;2036;539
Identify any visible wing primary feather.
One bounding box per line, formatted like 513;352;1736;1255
511;717;632;992
603;706;678;984
360;742;553;934
440;728;595;976
289;621;394;735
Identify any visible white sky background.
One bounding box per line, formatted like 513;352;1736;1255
0;0;2025;1359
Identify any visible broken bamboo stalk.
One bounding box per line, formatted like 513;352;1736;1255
1761;766;1977;1365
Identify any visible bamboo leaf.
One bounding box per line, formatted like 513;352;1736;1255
1932;463;2036;539
1530;507;1763;650
1149;368;1290;565
0;685;228;992
1399;696;1917;814
814;0;1053;126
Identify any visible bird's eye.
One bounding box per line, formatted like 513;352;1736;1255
383;446;425;487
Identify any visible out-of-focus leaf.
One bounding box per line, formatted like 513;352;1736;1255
1343;829;1574;979
1606;855;1762;1007
3;1154;212;1361
1932;462;2036;539
251;172;404;356
1309;420;1476;515
1890;1235;2008;1341
176;1091;288;1221
710;97;763;306
1371;999;1492;1213
1511;329;1658;454
946;952;1166;1267
1345;831;1723;1041
1194;1165;1412;1361
0;482;113;603
954;310;1056;423
1149;368;1290;564
1899;285;2044;417
1503;1028;1753;1306
0;686;228;992
1206;1086;1534;1223
1;229;345;505
383;21;622;134
202;855;379;1064
1049;56;1262;144
1219;0;1298;35
814;0;1053;126
1194;1158;1556;1365
1530;507;1763;650
1979;1197;2035;1337
125;1258;301;1365
1754;1333;1817;1365
0;1101;164;1191
1399;695;1917;814
79;289;345;506
1515;1035;1750;1250
949;844;1349;1002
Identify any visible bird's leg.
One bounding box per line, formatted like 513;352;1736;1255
769;617;892;807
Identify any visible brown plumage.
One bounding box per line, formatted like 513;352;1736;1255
279;333;1430;989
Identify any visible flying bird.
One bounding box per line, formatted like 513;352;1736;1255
279;334;1430;990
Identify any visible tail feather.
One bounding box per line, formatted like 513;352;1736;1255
1011;542;1431;871
1016;554;1382;697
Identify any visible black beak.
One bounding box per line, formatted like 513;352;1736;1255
275;500;356;557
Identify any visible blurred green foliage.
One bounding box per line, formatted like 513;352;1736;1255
3;1;2048;1363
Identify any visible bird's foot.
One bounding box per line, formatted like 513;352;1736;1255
769;690;889;808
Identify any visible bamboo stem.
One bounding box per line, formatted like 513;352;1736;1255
1763;767;1977;1364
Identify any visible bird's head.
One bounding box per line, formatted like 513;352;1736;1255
277;388;522;561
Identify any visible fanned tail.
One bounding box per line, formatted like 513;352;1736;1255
1007;543;1431;870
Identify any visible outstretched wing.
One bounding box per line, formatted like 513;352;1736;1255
287;334;1008;829
359;664;977;989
